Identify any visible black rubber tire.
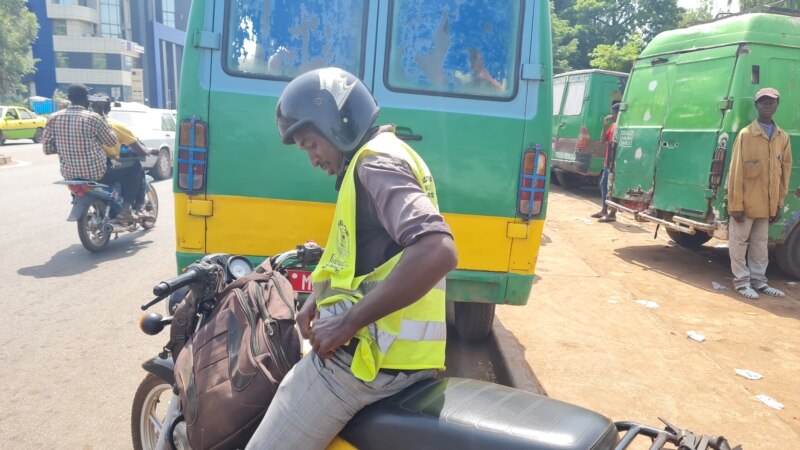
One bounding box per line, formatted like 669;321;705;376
33;127;44;143
77;200;110;252
554;170;579;189
0;131;4;145
151;148;172;180
549;169;560;186
132;373;173;450
141;185;159;230
453;302;495;341
665;228;712;248
775;226;800;279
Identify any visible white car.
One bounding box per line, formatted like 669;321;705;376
108;102;176;180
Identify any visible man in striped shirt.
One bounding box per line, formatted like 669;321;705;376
42;84;142;222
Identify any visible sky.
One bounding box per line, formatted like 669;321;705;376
678;0;740;13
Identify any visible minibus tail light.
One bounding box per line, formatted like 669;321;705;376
177;117;208;194
518;145;547;219
577;125;590;149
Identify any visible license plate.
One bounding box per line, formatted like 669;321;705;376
286;270;313;293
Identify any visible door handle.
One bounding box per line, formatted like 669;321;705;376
395;126;422;141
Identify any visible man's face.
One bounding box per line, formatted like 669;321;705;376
755;97;779;119
90;102;105;115
293;128;343;176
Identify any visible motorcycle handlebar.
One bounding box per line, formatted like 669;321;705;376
153;267;202;297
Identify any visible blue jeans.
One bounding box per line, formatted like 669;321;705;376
599;167;610;209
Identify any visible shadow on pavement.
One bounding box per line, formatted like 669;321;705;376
17;232;153;278
613;243;800;320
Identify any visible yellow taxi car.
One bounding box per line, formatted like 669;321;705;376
0;106;47;145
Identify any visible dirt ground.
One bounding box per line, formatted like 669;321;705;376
496;185;800;449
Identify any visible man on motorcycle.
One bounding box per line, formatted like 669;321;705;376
88;93;158;218
245;68;458;450
42;84;142;222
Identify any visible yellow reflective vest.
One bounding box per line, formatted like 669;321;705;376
311;132;446;382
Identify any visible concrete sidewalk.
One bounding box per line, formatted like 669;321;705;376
495;187;800;449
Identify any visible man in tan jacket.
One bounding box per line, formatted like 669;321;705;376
727;87;792;299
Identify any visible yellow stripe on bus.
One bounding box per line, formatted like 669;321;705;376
175;194;543;274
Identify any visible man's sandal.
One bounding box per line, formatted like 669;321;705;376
754;284;785;297
736;285;759;300
598;215;616;223
590;211;606;218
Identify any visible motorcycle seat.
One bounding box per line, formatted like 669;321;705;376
341;377;617;450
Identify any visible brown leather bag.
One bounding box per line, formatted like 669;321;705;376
173;261;301;450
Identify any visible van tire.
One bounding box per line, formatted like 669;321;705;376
665;228;712;248
453;302;495;341
554;170;579;189
775;227;800;279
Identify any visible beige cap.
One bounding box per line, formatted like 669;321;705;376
755;87;780;101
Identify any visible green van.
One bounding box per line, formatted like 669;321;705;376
607;12;800;276
174;0;553;339
551;69;627;187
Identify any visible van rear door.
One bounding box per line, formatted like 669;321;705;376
613;57;675;204
370;0;532;273
650;46;738;217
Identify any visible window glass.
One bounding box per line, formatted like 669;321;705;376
562;80;586;116
52;20;67;36
100;0;122;38
92;53;108;70
225;0;368;79
552;80;566;115
161;113;176;131
6;109;19;119
19;109;33;119
385;0;521;99
109;111;161;133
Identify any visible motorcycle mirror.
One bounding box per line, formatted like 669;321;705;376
139;312;168;335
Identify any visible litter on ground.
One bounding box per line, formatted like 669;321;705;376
755;394;784;410
635;300;660;309
711;281;727;291
687;331;706;342
735;368;764;380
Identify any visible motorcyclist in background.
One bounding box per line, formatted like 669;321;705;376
89;93;159;219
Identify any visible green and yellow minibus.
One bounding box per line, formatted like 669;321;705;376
174;0;553;339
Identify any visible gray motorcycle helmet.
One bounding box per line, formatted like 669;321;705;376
276;67;380;154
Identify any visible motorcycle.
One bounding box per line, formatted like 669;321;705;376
133;244;740;450
57;168;158;252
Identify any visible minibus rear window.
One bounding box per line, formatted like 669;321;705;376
223;0;369;80
384;0;523;100
562;80;586;116
552;80;567;115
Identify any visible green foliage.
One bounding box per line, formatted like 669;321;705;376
589;34;644;71
0;0;39;102
740;0;800;10
551;1;579;72
552;0;681;71
679;0;713;28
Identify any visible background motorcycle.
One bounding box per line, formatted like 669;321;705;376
57;167;158;252
133;244;739;450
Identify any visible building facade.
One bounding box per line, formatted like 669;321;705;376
27;0;188;108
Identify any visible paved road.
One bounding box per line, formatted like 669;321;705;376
0;141;513;449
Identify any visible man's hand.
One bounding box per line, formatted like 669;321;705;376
149;149;160;156
730;211;745;223
296;293;318;340
770;210;782;224
308;312;358;359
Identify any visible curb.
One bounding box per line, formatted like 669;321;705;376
491;318;547;396
0;155;11;165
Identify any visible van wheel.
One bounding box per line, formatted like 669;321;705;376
666;228;712;248
554;170;579;189
453;302;495;341
775;227;800;279
549;170;560;186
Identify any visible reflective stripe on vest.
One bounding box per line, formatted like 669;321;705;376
311;132;446;381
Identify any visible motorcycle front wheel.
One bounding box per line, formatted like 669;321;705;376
141;184;159;230
77;200;110;252
132;373;173;450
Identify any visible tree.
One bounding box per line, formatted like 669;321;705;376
679;0;713;28
0;0;39;102
740;0;800;10
551;1;579;72
589;34;644;72
556;0;681;70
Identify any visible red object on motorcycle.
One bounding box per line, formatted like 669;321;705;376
286;270;313;293
68;184;91;196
